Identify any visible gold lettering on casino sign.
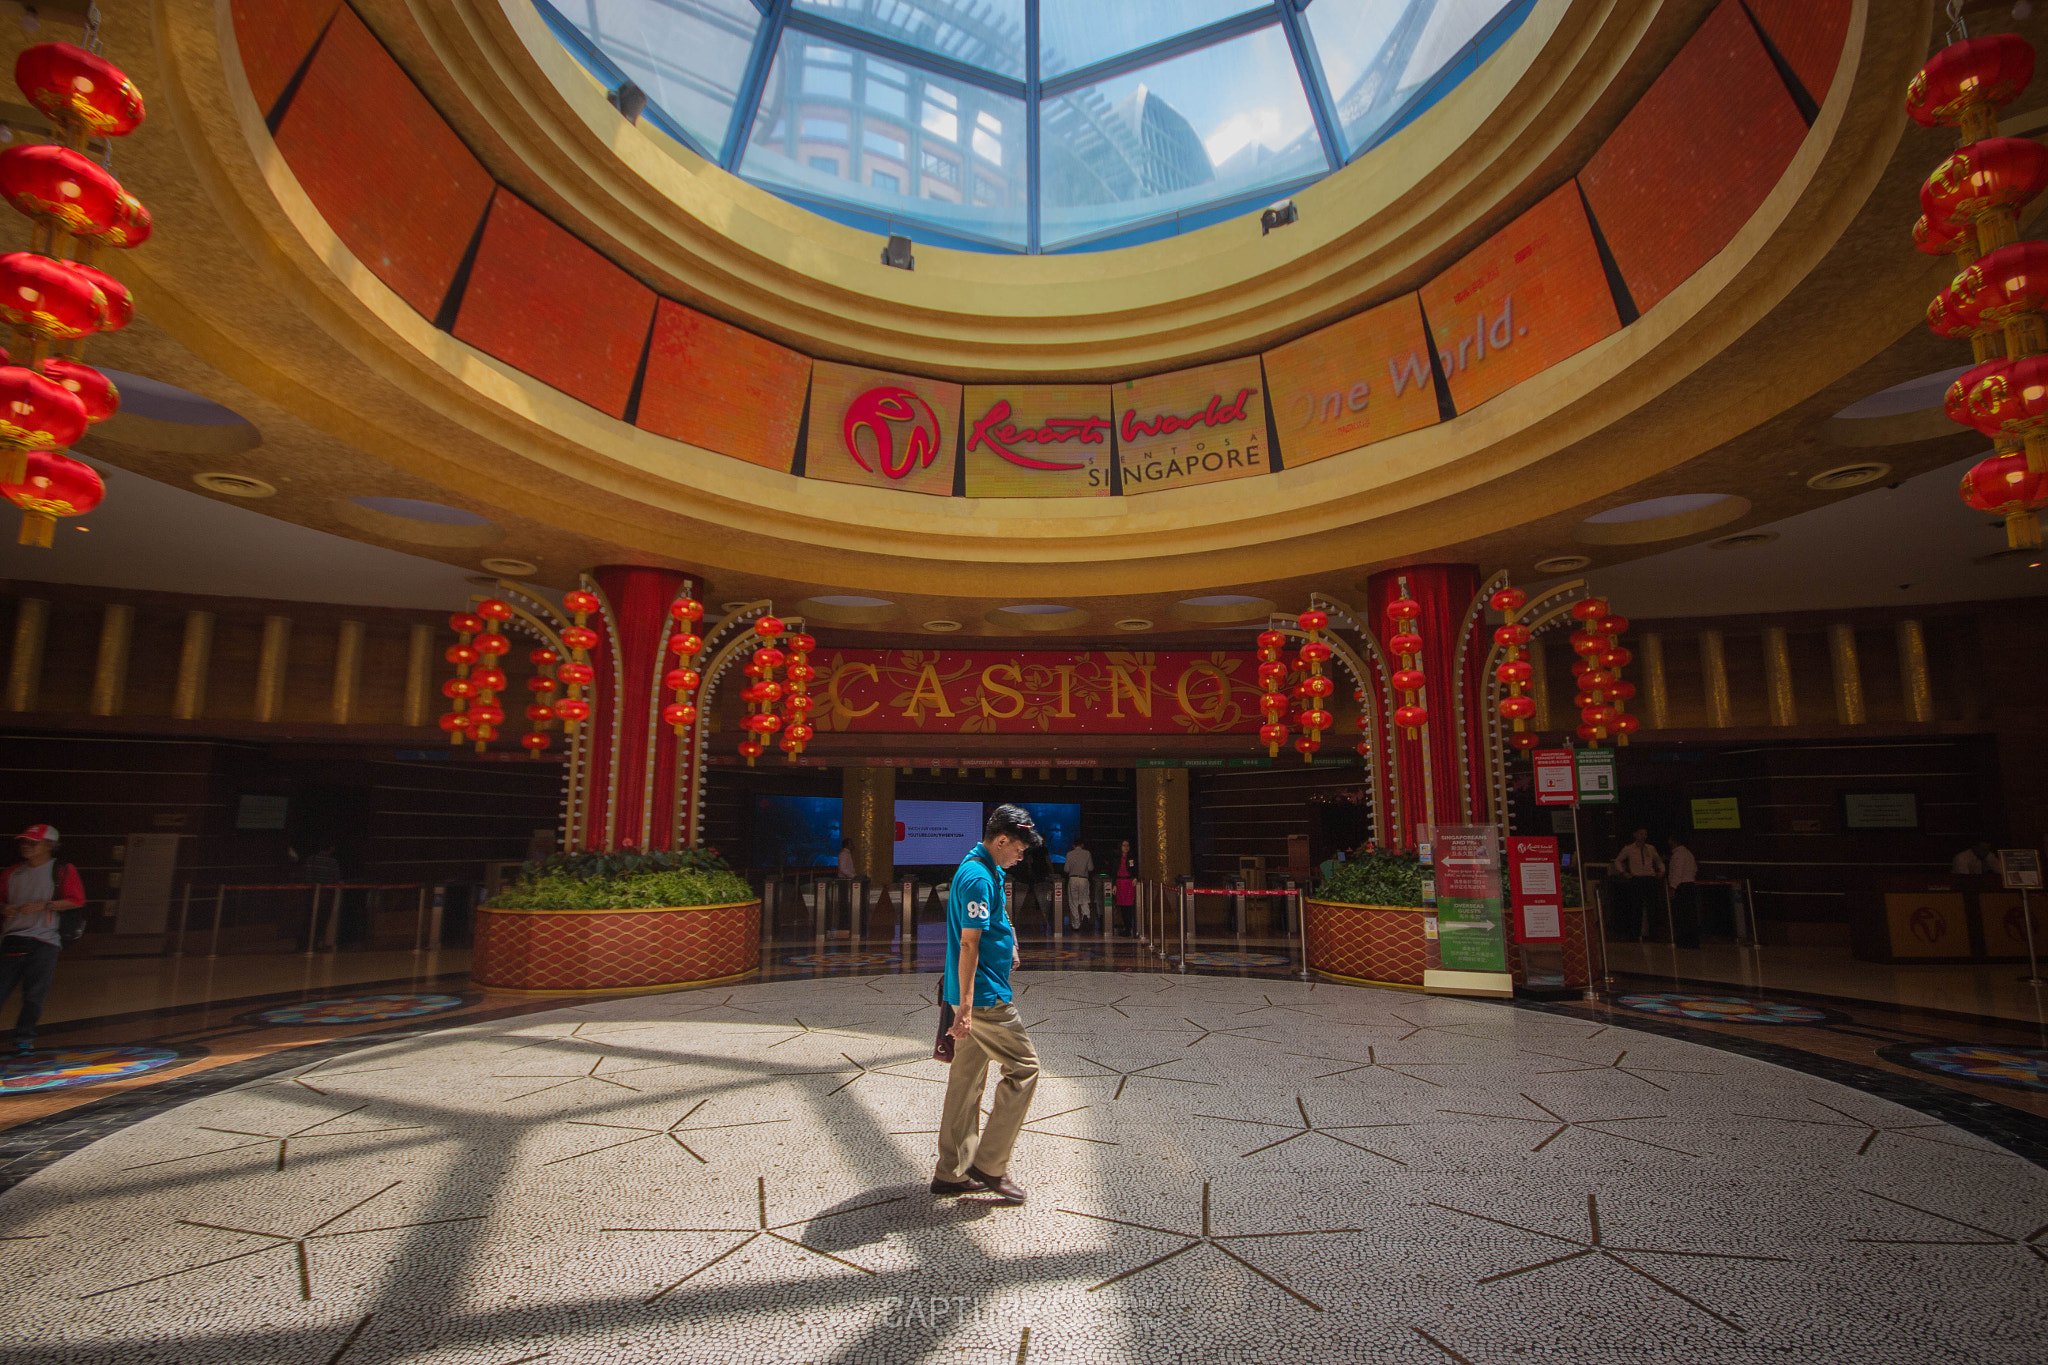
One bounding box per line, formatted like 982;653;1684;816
1053;664;1076;717
1175;661;1230;723
903;663;956;721
1106;665;1155;718
980;662;1026;719
827;661;880;718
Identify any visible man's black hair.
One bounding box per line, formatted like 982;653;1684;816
985;803;1043;847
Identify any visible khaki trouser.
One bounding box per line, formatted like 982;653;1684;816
935;1001;1039;1180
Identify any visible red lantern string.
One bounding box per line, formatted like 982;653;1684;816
555;590;601;735
522;645;559;758
1567;597;1635;746
1292;608;1332;763
662;595;705;737
1253;628;1289;757
468;599;514;752
739;615;786;767
439;611;484;744
1489;587;1541;757
1385;596;1426;739
781;632;816;757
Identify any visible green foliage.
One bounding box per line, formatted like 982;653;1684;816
488;846;751;910
1315;850;1429;908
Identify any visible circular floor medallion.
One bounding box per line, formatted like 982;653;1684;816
1171;951;1292;967
1617;993;1836;1024
0;1046;183;1093
1018;948;1097;963
783;952;899;967
1881;1042;2048;1091
243;993;467;1026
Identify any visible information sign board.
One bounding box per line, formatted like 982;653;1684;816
1533;749;1576;806
1690;796;1740;829
1575;749;1617;805
2003;849;2043;890
1432;825;1507;972
1508;836;1563;942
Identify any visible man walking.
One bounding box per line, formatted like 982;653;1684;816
932;804;1041;1204
2;824;84;1053
1610;828;1665;942
1667;833;1701;949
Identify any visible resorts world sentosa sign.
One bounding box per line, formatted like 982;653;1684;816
809;650;1267;734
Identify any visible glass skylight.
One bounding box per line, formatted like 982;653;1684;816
539;0;1529;253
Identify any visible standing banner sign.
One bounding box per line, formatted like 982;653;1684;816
1425;825;1512;997
1533;749;1577;806
1508;836;1564;942
1576;748;1618;804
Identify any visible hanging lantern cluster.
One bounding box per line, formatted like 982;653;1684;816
738;615;787;766
1490;586;1540;754
0;41;149;544
1353;685;1371;761
1567;597;1637;746
780;632;817;756
553;589;601;732
1254;628;1290;756
1385;595;1426;739
439;611;482;743
1291;609;1333;761
1910;27;2048;548
662;595;705;736
522;645;559;756
465;599;514;752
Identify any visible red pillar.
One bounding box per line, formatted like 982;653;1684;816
1366;564;1485;846
582;566;688;850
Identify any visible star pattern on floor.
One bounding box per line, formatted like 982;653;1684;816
1731;1098;2018;1159
1195;1095;1412;1164
237;1057;403;1097
84;1182;482;1302
602;1175;906;1303
545;1099;793;1166
1849;1189;2048;1265
822;1052;948;1098
320;1311;549;1365
1041;994;1178;1020
663;993;762;1018
1232;993;1324;1018
1150;1017;1280;1049
1437;1092;1699;1158
492;1056;678;1102
123;1104;427;1173
727;1017;877;1050
1518;1047;1718;1092
1431;1192;1788;1330
1372;1011;1505;1043
491;1021;659;1054
1285;1047;1464;1087
1052;1055;1218;1100
890;1103;1117;1148
1058;1179;1363;1310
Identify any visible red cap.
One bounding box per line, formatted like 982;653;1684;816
16;824;57;843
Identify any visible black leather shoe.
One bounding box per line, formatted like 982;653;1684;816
966;1166;1025;1203
930;1176;978;1196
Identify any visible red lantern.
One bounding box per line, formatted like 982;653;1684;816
788;633;816;653
1613;714;1642;735
1297;609;1329;632
1948;359;2011;434
1907;35;2036;132
668;633;704;656
554;697;591;722
1258;693;1288;717
1927;282;1997;339
440;678;475;699
0;253;104;340
81;192;149;250
754;647;786;671
1493;624;1530;647
786;693;813;713
670;597;704;622
1258;721;1287;748
66;264;131;332
437;711;470;734
1922;138;2048;229
756;615;785;638
1293;737;1321;756
738;740;764;760
1386;598;1422;621
471;667;506;692
477;598;514;621
1960;450;2048;547
1256;660;1288;687
1388;632;1422;655
524;702;554;722
529;647;559;665
1959;240;2048;326
1391;668;1425;691
520;731;551;753
0;144;123;235
1570;598;1609;621
473;633;510;657
15;43;147;137
1299;641;1332;664
563;590;601;614
557;661;594;686
1510;731;1540;751
469;702;505;727
787;662;816;682
1496;660;1532;684
525;675;557;695
1576;724;1603;743
1579;668;1614;689
665;667;701;691
0;446;96;546
786;721;815;743
1301;708;1333;731
37;357;116;423
1968;352;2048;443
561;626;599;650
1597;614;1628;636
1394;704;1428;729
1499;696;1535;721
1914;212;1971;258
445;644;477;666
1610;681;1638;702
448;612;484;634
662;703;698;728
0;364;87;453
1256;630;1286;652
1302;675;1334;698
1488;587;1527;612
1569;631;1605;656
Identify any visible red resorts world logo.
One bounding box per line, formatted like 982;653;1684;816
843;387;941;480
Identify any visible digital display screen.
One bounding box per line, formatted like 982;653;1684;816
1262;293;1440;468
1417;182;1621;414
1577;2;1806;314
638;300;811;471
1114;357;1270;495
804;362;961;497
894;800;984;865
753;795;842;869
1009;802;1081;865
453;190;656;420
962;385;1115;497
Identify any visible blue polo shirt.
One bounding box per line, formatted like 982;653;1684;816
941;844;1014;1008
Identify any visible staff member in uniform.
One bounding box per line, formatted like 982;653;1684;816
1667;833;1700;949
2;824;83;1053
1062;839;1093;929
932;804;1040;1204
1609;829;1665;942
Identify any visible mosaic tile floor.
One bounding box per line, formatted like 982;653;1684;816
0;973;2042;1363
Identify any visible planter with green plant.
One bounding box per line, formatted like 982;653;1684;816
1304;849;1433;984
474;848;761;991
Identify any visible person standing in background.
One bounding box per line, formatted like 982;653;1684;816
1062;838;1093;930
1;824;84;1053
1609;829;1664;942
1667;833;1700;950
1017;841;1053;937
837;840;856;879
1950;840;2002;877
1114;838;1137;938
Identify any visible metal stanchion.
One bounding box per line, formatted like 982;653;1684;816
815;881;827;953
1294;889;1308;982
900;878;916;951
170;884;191;959
427;884;446;952
2020;886;2043;987
207;886;226;959
302;885;323;957
413;885;428;954
1177;883;1188;972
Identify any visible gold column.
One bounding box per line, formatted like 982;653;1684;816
1896;619;1933;723
402;622;434;727
1829;623;1866;725
1136;766;1191;881
1762;626;1796;727
254;614;292;723
1641;632;1669;730
1528;638;1551;732
841;764;895;882
172;611;213;720
89;603;132;717
1699;630;1732;728
6;597;48;712
331;619;365;725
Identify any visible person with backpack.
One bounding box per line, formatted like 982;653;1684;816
2;823;84;1053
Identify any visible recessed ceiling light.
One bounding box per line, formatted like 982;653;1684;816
480;557;538;576
719;601;752;613
193;471;276;498
922;619;963;632
1806;462;1892;491
1115;618;1153;631
1533;554;1592;574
